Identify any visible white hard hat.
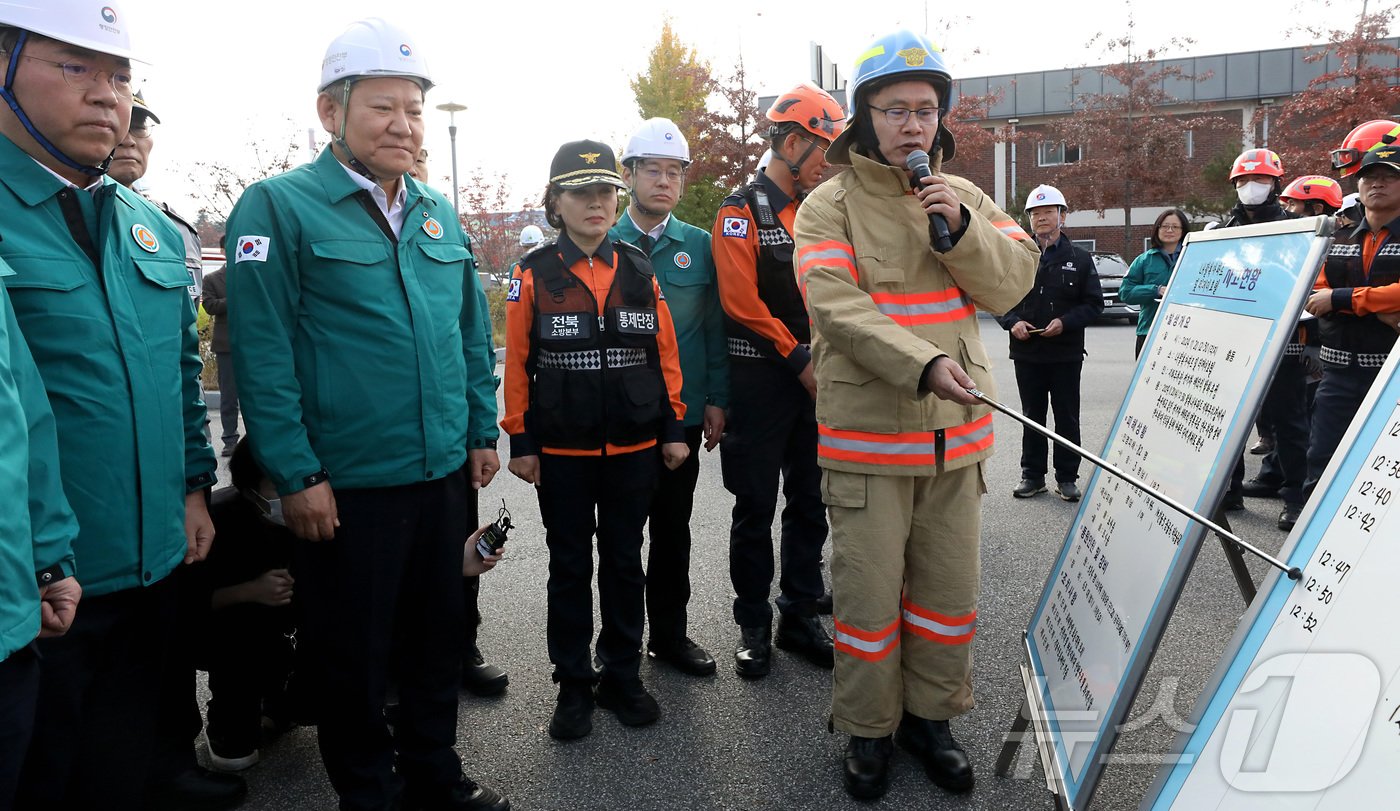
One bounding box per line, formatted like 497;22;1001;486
757;149;773;172
519;225;544;247
621;117;691;167
319;17;433;93
0;0;138;61
1025;184;1068;211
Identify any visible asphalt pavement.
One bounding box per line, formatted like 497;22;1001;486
207;316;1297;810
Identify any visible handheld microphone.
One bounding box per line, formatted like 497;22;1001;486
906;149;953;253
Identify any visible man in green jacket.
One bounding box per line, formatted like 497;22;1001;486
226;18;504;811
0;259;80;810
0;2;219;807
612;117;729;677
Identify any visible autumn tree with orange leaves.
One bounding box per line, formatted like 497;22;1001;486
1037;32;1237;254
1266;2;1400;179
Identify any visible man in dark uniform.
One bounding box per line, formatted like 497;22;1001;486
1218;148;1309;530
1305;120;1400;495
998;184;1103;502
712;82;846;678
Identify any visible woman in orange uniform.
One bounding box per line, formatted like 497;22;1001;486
503;140;688;741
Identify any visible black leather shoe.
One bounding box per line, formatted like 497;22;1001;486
1221;492;1245;512
462;645;509;696
147;766;248;811
647;636;717;676
895;712;975;793
548;683;594;740
403;776;510;811
1278;503;1302;531
816;591;834;615
734;625;771;678
1012;478;1046;498
843;735;893;801
594;677;660;726
776;614;835;669
1241;478;1283;499
1054;481;1081;502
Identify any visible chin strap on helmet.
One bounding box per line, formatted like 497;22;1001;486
331;79;380;183
771;125;822;199
0;31;112;177
622;159;667;219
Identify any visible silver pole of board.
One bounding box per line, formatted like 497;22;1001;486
967;388;1303;581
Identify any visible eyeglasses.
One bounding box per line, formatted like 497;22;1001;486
799;136;829;155
638;166;685;183
1158;223;1183;231
22;54;137;98
868;105;940;127
128;123;154;139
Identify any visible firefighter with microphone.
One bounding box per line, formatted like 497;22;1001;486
793;29;1037;801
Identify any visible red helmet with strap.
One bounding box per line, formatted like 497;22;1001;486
1280;175;1344;210
1229;148;1284;180
1330;119;1400;178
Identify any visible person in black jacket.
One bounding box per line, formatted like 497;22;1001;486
997;185;1103;501
1218;148;1309;530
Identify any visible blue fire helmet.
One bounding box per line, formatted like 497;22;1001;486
848;30;954;115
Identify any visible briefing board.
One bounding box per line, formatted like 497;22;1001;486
1018;217;1336;809
1142;342;1400;809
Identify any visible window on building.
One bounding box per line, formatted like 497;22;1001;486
1185;129;1194;159
1037;141;1082;166
1072;239;1096;251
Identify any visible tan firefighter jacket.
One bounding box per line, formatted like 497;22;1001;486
794;148;1038;477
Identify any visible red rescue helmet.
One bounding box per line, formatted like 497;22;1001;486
1280;175;1344;210
1229;148;1284;181
1330;119;1400;178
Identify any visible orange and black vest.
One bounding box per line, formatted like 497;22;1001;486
1320;218;1400;360
724;182;810;347
523;241;667;449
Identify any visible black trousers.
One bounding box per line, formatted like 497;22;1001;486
721;360;827;628
537;450;656;684
0;644;39;809
214;351;240;444
17;578;176;811
1305;364;1383;500
293;470;468;811
1252;357;1310;507
150;565;206;785
461;490;483;659
1014;359;1084;483
646;425;703;645
203;603;295;752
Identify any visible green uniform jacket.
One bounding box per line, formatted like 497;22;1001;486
611;211;728;425
0;259;78;661
0;134;214;597
1119;248;1175;337
225;148;498;494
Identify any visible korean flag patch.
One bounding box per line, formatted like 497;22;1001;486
721;217;749;239
234;236;270;264
506;278;522;302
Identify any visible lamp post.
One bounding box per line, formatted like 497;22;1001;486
435;101;467;218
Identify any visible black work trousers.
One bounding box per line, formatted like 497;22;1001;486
538;450;656;685
293;470;468;811
1013;359;1084;484
461;490;483;659
1306;363;1383;499
0;644;39;809
203;603;295;753
721;359;827;628
1251;356;1310;507
17;577;176;811
646;425;704;645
